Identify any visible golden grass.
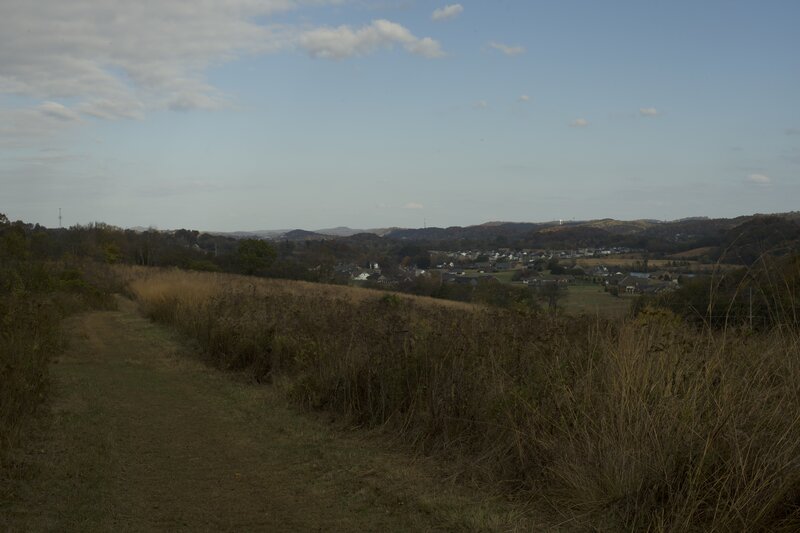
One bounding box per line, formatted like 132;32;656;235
123;266;800;531
119;265;476;311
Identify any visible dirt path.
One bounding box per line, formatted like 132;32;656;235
1;299;538;532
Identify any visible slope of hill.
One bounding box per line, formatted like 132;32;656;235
279;229;334;241
717;215;800;264
384;222;546;242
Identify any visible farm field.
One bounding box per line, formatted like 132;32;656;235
459;269;517;283
448;270;634;318
574;255;740;273
561;283;634;318
575;257;679;268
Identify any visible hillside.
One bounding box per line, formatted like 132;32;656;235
119;267;800;531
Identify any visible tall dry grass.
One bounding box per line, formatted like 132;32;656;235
126;267;800;531
0;292;61;458
1;261;117;461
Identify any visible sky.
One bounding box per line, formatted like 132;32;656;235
1;0;799;232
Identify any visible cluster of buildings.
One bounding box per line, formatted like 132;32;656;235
601;271;680;295
431;247;637;271
333;246;680;295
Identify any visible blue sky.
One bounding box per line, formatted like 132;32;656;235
1;0;798;231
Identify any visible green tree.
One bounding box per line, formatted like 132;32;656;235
0;225;30;262
537;283;564;312
104;243;122;264
237;239;277;275
547;257;565;275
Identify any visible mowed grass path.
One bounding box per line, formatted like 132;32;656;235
1;297;536;532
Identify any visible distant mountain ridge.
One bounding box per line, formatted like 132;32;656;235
120;212;800;265
194;212;800;259
209;226;396;241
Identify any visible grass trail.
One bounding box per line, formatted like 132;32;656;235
1;297;536;532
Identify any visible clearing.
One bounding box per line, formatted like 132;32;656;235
1;297;539;532
562;284;634;318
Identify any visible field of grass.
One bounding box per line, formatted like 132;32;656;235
562;283;634;318
116;266;476;311
459;269;517;283
3;298;536;531
575;257;686;269
124;266;800;531
575;255;741;273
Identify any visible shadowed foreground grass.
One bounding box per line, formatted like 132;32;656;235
124;267;800;531
1;297;537;531
1;261;116;463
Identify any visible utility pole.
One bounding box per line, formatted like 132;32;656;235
59;208;62;228
749;286;753;330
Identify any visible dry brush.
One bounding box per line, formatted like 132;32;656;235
126;267;800;531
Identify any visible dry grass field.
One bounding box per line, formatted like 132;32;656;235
575;254;739;273
116;266;477;311
575;257;678;268
121;266;800;531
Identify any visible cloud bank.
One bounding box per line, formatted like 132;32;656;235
0;0;442;142
746;173;771;184
298;20;444;59
489;42;525;56
432;4;463;22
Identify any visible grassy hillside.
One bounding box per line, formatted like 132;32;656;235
125;267;800;531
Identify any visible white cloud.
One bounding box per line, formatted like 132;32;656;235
0;0;302;121
298;19;444;59
403;202;424;209
38;102;82;122
474;100;488;109
746;173;771;184
518;94;530;102
0;0;438;140
0;107;81;148
77;99;145;120
432;4;463;22
639;107;659;117
570;118;589;128
489;42;525;56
